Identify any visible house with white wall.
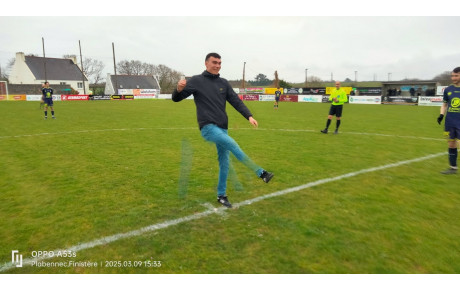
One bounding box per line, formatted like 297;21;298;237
9;52;89;94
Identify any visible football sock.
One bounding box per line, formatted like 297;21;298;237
326;119;331;129
336;120;341;130
44;111;47;117
51;111;54;116
448;148;458;168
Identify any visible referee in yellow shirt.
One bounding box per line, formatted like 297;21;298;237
321;81;348;134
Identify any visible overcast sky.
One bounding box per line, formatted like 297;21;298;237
1;3;459;83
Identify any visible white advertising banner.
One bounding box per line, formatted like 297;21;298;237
134;95;156;99
259;95;275;102
26;95;43;101
118;89;134;95
349;96;381;104
436;86;448;96
138;89;157;95
297;95;323;103
26;95;62;101
418;96;443;106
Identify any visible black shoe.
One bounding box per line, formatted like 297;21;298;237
260;170;274;183
441;167;457;175
320;129;328;134
217;196;232;208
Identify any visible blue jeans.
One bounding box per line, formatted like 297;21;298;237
200;124;263;196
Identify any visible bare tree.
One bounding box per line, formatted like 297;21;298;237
62;54;77;59
152;64;182;93
63;55;105;84
82;58;105;84
433;71;452;86
116;60;183;93
4;57;15;78
307;76;323;87
117;60;133;75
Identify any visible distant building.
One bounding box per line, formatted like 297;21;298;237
381;80;439;97
105;74;161;96
8;52;89;94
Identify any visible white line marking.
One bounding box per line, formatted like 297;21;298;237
201;203;228;217
0;127;444;142
344;131;445;142
0;151;445;273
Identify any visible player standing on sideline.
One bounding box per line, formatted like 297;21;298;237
172;52;274;208
42;81;55;119
437;67;460;174
321;81;348;134
274;87;281;110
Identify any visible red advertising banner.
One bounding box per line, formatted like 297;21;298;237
242;95;260;101
280;95;298;102
61;95;89;101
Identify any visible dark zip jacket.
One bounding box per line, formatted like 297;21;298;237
172;70;252;130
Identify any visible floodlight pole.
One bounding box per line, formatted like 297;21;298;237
112;42;118;95
42;37;48;82
79;40;86;94
305;68;308;87
242;62;246;91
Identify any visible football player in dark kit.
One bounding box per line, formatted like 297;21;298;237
172;53;274;208
274;87;281;109
42;81;55;119
437;67;460;174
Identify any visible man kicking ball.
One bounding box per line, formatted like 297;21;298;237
172;52;274;208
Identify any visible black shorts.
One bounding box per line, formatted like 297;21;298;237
445;127;460;141
329;105;343;117
44;98;54;107
275;97;280;102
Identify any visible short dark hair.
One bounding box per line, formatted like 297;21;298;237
453;67;460;73
44;81;49;85
205;52;221;61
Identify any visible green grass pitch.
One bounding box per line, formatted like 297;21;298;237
0;99;459;274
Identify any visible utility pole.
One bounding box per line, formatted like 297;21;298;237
42;37;47;82
112;42;118;95
331;72;333;82
242;62;246;91
79;40;86;94
305;68;308;87
355;71;357;82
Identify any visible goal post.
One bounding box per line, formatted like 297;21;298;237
0;81;8;100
